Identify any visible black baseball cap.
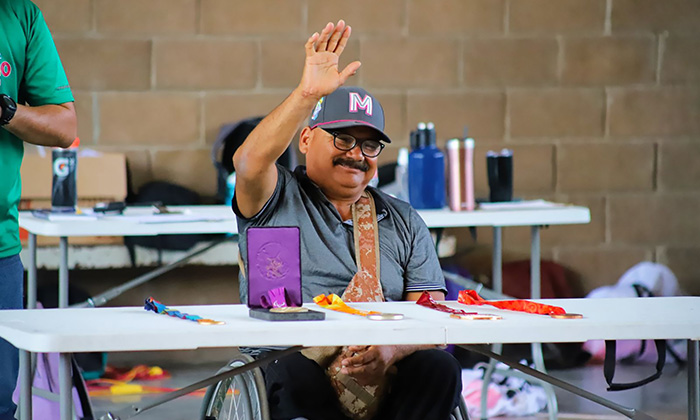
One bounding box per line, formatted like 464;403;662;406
309;86;391;143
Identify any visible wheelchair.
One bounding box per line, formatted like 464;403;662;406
200;349;470;420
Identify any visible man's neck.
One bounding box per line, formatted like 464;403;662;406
327;194;362;221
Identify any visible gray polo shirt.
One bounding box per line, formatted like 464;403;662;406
233;165;446;303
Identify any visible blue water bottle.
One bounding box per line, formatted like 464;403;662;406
409;122;446;209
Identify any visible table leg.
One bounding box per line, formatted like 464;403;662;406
19;350;32;420
479;344;502;420
480;227;504;419
689;340;699;420
492;227;502;294
530;226;558;420
19;234;37;420
532;341;558;420
58;239;73;419
59;353;73;420
530;226;540;299
27;233;37;309
59;237;69;308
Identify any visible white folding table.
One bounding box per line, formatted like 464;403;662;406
0;297;697;420
18;202;591;419
19;203;590;309
19;205;239;310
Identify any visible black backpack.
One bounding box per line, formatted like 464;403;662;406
211;116;297;203
124;181;220;266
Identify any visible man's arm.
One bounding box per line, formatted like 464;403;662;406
4;102;77;148
406;290;445;301
233;20;360;218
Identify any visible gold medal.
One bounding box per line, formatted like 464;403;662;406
367;313;404;321
197;319;225;325
450;313;502;320
270;307;309;313
550;313;583;319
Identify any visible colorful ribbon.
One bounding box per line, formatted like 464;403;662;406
144;297;225;325
416;291;477;315
313;294;380;316
260;286;290;309
458;290;566;316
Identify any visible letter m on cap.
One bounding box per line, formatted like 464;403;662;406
348;92;373;116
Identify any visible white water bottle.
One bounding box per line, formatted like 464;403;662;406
395;147;409;202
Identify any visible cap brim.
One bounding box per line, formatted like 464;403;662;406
311;120;392;143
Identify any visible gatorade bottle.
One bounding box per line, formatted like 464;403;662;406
51;138;79;212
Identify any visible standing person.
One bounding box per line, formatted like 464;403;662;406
0;1;77;418
232;20;462;420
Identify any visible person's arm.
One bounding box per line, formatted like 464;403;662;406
406;290;445;301
233;20;361;218
4;102;77;148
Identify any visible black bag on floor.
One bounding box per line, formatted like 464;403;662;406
124;181;220;266
211;117;297;203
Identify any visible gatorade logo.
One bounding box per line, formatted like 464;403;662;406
348;92;372;116
53;158;70;178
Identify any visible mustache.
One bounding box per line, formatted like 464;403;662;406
333;157;369;172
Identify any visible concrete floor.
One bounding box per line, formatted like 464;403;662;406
89;358;692;420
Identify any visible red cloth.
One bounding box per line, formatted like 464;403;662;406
458;290;566;316
416;291;476;315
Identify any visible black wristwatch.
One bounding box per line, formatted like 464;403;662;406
0;94;17;126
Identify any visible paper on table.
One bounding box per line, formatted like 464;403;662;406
478;199;564;210
106;213;226;224
31;209;99;221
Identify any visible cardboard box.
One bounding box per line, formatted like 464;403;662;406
19;153;127;246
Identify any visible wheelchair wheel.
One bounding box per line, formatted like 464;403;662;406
200;354;269;420
451;396;470;420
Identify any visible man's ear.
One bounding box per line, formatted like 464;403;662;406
298;126;312;155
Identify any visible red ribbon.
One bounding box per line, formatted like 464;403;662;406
458;290;566;316
416;291;477;315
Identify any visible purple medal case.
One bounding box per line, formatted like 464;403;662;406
246;226;302;308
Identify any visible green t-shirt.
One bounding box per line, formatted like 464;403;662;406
0;0;74;258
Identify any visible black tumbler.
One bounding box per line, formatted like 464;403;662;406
486;149;513;202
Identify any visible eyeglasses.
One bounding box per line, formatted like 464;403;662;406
323;129;385;158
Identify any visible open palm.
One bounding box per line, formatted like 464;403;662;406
298;20;361;100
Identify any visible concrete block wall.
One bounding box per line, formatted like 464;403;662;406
35;0;700;295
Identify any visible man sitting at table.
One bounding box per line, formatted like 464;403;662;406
231;20;462;420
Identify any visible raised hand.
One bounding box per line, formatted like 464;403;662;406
298;20;361;101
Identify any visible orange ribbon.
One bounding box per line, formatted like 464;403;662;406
313;294;380;317
458;290;566;316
